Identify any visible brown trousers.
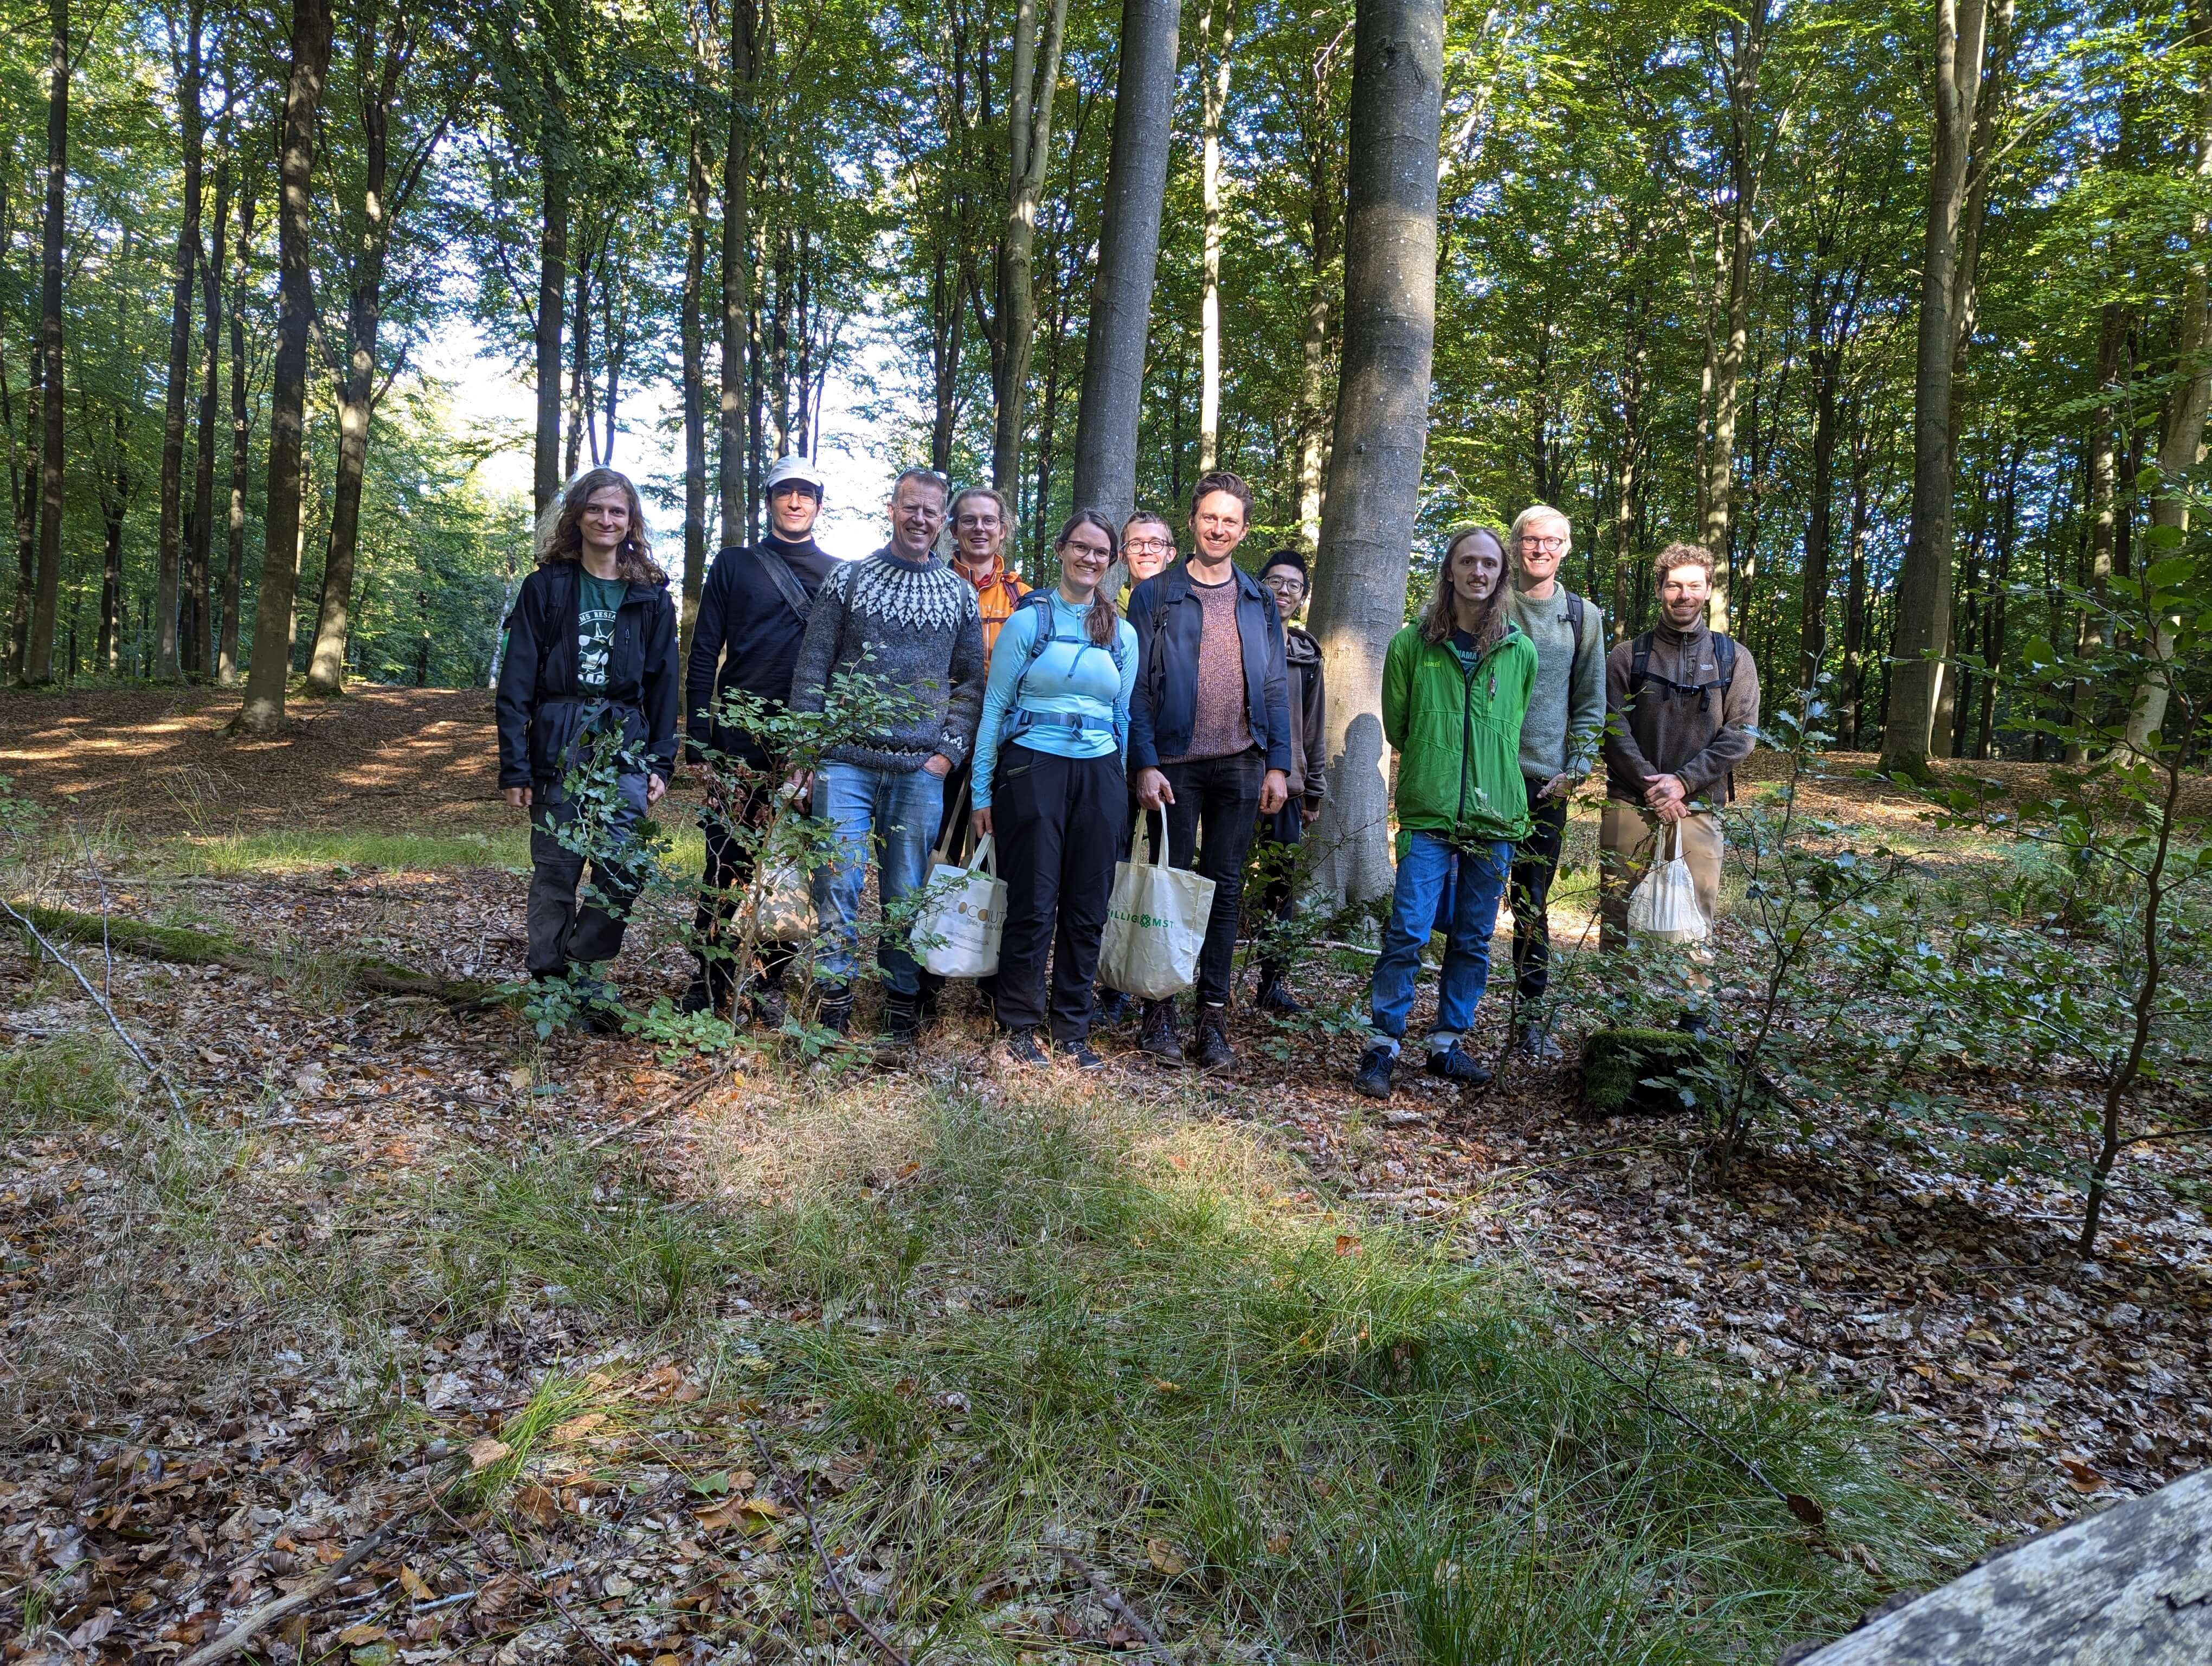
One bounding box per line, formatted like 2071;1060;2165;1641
1598;800;1724;956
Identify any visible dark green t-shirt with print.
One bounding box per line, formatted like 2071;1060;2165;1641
576;572;626;691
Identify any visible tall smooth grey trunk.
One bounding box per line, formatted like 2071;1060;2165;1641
719;0;756;550
153;0;202;682
1069;0;1180;529
26;0;67;685
1303;0;1445;908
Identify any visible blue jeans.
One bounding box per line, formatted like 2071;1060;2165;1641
812;760;946;997
1368;832;1512;1054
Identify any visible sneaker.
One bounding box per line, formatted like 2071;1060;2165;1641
1054;1037;1107;1071
1138;999;1184;1065
1003;1026;1049;1067
1189;1003;1234;1069
815;986;853;1036
1256;975;1306;1016
1514;1022;1564;1065
1425;1044;1492;1086
1354;1043;1396;1099
743;984;789;1030
678;975;718;1017
882;990;922;1053
1094;989;1136;1030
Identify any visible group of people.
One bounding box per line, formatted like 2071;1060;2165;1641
493;459;1760;1095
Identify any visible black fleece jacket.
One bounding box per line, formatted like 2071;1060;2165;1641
685;533;835;770
495;561;679;792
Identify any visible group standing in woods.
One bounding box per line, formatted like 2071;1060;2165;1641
496;461;1763;1094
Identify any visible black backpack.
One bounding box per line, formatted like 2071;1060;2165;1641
1628;629;1738;714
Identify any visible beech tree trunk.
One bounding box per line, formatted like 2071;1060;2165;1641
236;0;332;732
188;151;229;680
1197;0;1234;472
1883;0;2006;775
98;410;127;675
990;0;1072;495
533;71;568;517
25;0;67;686
679;107;707;661
220;171;256;686
719;0;756;549
9;354;40;684
1070;0;1182;527
1304;0;1445;908
152;0;203;682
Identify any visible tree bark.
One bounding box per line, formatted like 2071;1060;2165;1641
1304;0;1444;908
533;67;568;517
1070;0;1182;527
151;0;204;682
6;247;41;684
1882;0;2003;776
1197;0;1234;473
679;104;708;663
236;0;332;732
220;171;257;686
188;150;229;680
719;0;756;549
990;0;1072;495
98;409;127;675
25;0;68;686
1294;28;1343;548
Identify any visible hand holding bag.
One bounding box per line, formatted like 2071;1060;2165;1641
1626;820;1709;944
914;833;1007;978
1098;813;1217;999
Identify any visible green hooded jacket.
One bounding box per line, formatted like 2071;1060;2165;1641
1381;620;1539;851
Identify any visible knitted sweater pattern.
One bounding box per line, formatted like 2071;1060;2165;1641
789;548;986;773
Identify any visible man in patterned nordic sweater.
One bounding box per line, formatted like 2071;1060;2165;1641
787;466;986;1045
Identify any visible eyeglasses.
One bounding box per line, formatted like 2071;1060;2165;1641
1125;537;1174;554
1262;577;1306;597
1519;535;1567;552
1064;540;1112;561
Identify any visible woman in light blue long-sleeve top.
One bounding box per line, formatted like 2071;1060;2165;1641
968;510;1139;1067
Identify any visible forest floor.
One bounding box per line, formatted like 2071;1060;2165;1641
2;685;2207;1665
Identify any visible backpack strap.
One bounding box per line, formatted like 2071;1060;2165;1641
749;542;814;626
1568;592;1586;656
1629;630;1654;695
1713;632;1737;701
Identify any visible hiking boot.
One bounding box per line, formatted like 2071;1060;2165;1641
1255;972;1306;1016
1094;988;1136;1030
678;975;719;1017
1002;1026;1049;1067
1676;1010;1712;1042
1513;1021;1564;1065
1054;1037;1107;1071
882;990;922;1054
1354;1043;1397;1100
916;971;943;1029
1138;999;1184;1065
743;984;789;1030
1425;1044;1492;1086
815;986;853;1036
1189;1003;1235;1070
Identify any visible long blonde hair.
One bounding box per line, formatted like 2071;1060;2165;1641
1420;525;1510;650
533;468;668;586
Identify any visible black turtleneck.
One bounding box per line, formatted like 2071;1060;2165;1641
685;531;838;766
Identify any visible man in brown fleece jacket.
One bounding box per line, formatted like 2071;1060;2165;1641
1600;542;1761;965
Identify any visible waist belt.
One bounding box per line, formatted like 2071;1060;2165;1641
1007;709;1118;738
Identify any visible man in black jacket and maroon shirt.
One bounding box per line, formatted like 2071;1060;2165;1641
679;454;837;1017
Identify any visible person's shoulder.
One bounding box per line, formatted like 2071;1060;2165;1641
1386;623;1425;657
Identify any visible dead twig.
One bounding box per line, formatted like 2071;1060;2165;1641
583;1072;722;1150
1050;1546;1177;1666
1565;1338;1828;1527
429;1492;625;1666
0;894;189;1120
750;1425;910;1666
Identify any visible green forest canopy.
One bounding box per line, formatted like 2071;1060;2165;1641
0;0;2202;767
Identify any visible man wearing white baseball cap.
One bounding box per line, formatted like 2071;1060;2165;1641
681;452;835;1020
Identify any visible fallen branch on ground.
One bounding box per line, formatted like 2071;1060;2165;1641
1050;1547;1177;1666
0;896;189;1119
751;1426;911;1666
7;900;511;1010
583;1073;722;1150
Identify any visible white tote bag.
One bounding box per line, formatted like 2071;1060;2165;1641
1098;814;1217;999
913;834;1007;978
1626;821;1709;944
742;856;816;946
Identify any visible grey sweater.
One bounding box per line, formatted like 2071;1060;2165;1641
788;546;986;772
1507;584;1606;781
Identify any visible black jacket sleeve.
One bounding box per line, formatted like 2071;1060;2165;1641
642;591;680;779
1259;597;1293;777
1302;655;1328;808
686;553;731;764
494;576;542;790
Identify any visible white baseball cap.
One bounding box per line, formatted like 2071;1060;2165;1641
764;454;826;495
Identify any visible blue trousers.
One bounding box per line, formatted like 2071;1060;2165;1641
1368;832;1512;1054
812;760;946;997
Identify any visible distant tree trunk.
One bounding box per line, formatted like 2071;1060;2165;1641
564;253;591;477
1841;418;1873;747
1801;338;1841;693
98;409;127;675
1071;0;1182;527
1305;0;1444;908
236;0;333;733
2071;302;2126;752
679;110;708;662
6;335;40;684
2124;0;2212;753
152;1;204;682
1883;0;2008;776
533;72;568;517
989;0;1072;495
1611;219;1648;639
1197;0;1234;473
719;0;756;549
189;151;230;680
220;171;258;686
25;0;68;686
1697;0;1771;633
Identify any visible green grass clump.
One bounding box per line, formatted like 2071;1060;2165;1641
0;1031;131;1135
168;825;530;876
716;1087;1970;1664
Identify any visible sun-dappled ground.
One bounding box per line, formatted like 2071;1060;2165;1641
3;684;2208;1663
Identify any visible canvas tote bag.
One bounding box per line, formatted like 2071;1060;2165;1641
1099;813;1216;999
1626;820;1709;944
739;811;818;946
914;834;1007;978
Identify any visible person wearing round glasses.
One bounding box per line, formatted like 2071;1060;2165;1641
1503;503;1606;1063
1251;549;1328;1013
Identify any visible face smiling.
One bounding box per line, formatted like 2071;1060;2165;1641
888;477;947;559
1452;534;1503;609
580;486;631;559
1060;521;1113;597
1660;561;1712;627
956;496;1006;569
1189;491;1248;566
1123;523;1174;585
769;482;820;539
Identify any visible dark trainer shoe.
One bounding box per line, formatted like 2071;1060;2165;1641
1094;988;1135;1029
1003;1026;1049;1067
1425;1044;1492;1086
1054;1037;1107;1071
1354;1044;1396;1100
678;976;717;1017
1256;973;1305;1015
1189;1003;1234;1070
1138;999;1184;1065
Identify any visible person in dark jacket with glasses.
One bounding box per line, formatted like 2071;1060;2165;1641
496;468;679;1026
